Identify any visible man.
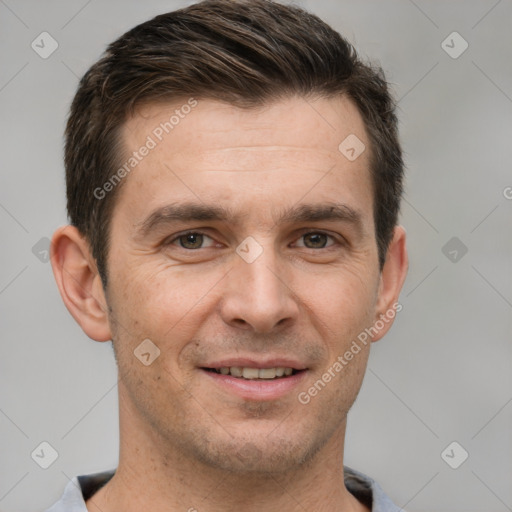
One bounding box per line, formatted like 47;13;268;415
47;0;408;510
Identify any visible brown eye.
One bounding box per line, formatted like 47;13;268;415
176;232;206;249
301;232;331;249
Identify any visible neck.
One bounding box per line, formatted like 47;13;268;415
86;388;368;512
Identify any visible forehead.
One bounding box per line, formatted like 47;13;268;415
124;95;369;160
114;95;374;229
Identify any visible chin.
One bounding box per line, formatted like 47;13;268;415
185;429;326;475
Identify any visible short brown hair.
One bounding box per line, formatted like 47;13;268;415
65;0;404;287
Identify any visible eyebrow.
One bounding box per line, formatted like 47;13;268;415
135;201;364;238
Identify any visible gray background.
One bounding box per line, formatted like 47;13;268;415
1;1;511;511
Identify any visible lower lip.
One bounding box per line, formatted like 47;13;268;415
201;369;308;401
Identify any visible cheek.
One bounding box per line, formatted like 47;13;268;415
298;266;378;347
109;261;220;353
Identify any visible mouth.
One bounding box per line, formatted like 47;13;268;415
199;361;308;401
202;366;302;380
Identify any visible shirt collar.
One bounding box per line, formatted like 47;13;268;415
45;466;403;512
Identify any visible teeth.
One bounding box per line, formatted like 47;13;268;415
214;367;296;379
258;368;277;379
242;367;259;379
230;366;243;377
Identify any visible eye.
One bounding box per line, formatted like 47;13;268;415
169;231;216;250
295;232;337;249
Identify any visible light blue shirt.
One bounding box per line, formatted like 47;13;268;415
45;466;404;511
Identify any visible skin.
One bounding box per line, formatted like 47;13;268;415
51;95;408;512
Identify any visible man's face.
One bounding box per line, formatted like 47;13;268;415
105;96;383;473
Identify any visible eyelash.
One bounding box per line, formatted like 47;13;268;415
165;230;342;250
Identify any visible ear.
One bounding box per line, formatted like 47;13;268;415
50;225;112;342
371;225;408;342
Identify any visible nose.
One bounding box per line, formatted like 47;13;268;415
219;244;299;333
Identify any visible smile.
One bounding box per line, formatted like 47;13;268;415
200;364;308;401
205;366;298;379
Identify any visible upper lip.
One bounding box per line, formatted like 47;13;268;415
201;358;307;370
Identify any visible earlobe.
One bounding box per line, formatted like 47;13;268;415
371;225;408;342
50;225;112;342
